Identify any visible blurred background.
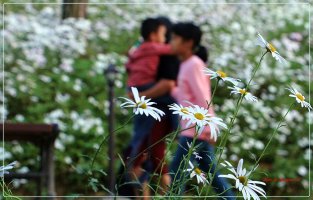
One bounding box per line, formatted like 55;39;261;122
1;0;312;197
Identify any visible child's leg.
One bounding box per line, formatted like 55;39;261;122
198;143;236;200
128;114;156;166
141;180;151;200
144;119;170;194
125;116;155;197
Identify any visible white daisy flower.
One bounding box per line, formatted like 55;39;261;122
204;116;228;142
229;86;258;102
219;159;266;200
185;161;208;184
186;105;212;130
0;161;17;177
286;87;312;110
120;87;165;121
203;68;241;86
186;104;227;140
168;103;191;120
256;33;286;64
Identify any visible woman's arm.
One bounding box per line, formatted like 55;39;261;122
139;79;175;99
127;79;175;99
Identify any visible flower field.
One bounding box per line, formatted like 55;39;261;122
1;0;312;198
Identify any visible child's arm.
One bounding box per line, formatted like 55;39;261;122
127;79;175;99
139;43;173;57
151;43;173;55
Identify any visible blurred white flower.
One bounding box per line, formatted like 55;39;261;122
120;87;165;121
286;87;312;110
64;156;73;164
256;33;286;64
0;161;17;177
297;166;307;176
219;159;266;200
60;58;74;73
229;86;258;102
184;161;208;185
203;68;241;86
0;147;12;160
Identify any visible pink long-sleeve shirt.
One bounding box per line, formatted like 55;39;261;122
171;55;215;142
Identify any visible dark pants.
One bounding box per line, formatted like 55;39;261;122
169;136;236;199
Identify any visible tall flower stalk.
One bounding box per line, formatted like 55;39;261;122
248;103;295;177
204;51;268;196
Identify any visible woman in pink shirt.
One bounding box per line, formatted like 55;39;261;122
169;22;235;199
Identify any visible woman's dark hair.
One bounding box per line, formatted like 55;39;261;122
172;22;208;63
195;45;208;63
172;22;202;48
156;16;172;43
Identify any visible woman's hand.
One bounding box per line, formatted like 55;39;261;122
140;79;175;99
127;91;134;100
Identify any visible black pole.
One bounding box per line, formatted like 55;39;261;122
105;64;116;193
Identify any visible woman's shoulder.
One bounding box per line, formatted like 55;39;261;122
191;55;205;66
183;55;205;71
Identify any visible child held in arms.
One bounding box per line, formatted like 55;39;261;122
123;17;175;196
124;17;174;166
126;17;173;89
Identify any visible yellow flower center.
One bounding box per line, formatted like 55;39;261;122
217;70;227;78
194;167;202;175
296;93;305;102
181;108;189;114
139;102;147;109
194;112;204;120
268;43;276;52
239;89;247;95
238;176;248;186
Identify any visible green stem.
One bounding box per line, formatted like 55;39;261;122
116;125;196;195
152;120;182;195
249;103;295;178
128;125;195;167
169;128;199;196
0;178;21;200
246;51;268;91
91;114;135;170
206;79;220;109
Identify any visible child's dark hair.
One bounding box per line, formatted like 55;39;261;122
156;16;172;43
140;18;164;41
172;22;208;63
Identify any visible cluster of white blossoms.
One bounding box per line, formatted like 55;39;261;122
203;67;259;103
203;33;290;104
